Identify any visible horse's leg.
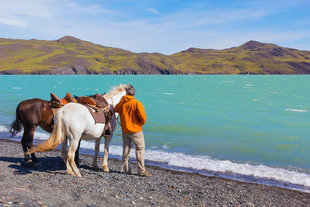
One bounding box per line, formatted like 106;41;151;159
62;137;74;176
102;135;112;172
61;136;68;163
92;138;101;169
74;139;81;166
67;139;81;177
21;125;38;163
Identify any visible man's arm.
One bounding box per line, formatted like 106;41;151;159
114;102;122;113
136;101;146;126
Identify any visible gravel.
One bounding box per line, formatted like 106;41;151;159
1;139;310;207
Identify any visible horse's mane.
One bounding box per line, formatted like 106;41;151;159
103;84;128;99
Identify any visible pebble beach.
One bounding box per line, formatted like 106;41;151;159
1;139;310;207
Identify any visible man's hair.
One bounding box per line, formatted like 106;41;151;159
126;84;135;96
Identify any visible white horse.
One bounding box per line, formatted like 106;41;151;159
29;84;128;177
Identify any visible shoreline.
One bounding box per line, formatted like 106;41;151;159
3;135;310;194
1;139;310;206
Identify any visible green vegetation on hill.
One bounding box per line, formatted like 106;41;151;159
1;36;310;74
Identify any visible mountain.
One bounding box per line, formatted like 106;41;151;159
1;36;310;74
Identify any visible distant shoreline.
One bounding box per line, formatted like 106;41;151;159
1;73;310;75
1;138;310;206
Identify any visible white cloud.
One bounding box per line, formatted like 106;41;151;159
0;0;52;18
147;8;161;15
0;18;27;27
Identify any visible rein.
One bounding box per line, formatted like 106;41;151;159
113;117;122;136
111;96;122;136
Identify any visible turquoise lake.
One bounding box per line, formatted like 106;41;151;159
1;75;310;190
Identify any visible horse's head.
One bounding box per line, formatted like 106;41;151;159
103;84;130;107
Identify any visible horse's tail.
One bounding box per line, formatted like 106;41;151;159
29;110;65;154
9;103;22;137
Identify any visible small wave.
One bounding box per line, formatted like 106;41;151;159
140;150;310;192
0;125;50;140
12;87;21;90
285;109;307;113
162;145;169;149
163;92;174;95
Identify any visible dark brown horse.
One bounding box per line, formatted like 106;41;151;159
9;98;81;164
9;93;108;165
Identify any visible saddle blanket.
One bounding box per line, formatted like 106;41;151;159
86;106;107;124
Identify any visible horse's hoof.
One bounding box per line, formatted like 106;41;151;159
103;167;109;173
73;172;82;177
21;159;34;166
92;166;99;171
67;170;74;175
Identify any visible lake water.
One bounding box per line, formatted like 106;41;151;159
1;75;310;191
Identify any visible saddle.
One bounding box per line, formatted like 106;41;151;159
77;94;112;136
76;93;109;112
50;92;76;108
48;92;76;126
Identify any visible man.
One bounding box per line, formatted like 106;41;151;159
114;85;152;177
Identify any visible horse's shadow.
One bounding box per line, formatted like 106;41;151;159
0;156;66;175
1;156;123;176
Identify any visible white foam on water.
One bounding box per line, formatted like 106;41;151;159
222;81;234;83
162;145;169;150
0;125;51;141
163;92;174;95
34;132;50;140
0;125;10;132
285;108;307;113
12;87;21;90
142;149;310;191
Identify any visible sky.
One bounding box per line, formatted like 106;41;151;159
0;0;310;54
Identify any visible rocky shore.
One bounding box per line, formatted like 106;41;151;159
1;139;310;207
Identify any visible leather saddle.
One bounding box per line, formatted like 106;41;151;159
76;93;112;136
76;93;109;112
50;92;76;108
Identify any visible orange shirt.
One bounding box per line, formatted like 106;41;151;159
114;95;146;133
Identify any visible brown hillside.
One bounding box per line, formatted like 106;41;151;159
0;37;310;74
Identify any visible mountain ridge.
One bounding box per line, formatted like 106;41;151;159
1;36;310;74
